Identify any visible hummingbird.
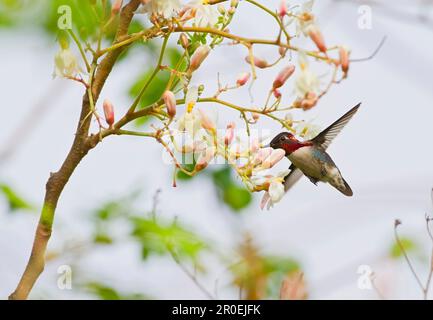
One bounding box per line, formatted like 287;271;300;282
269;103;360;196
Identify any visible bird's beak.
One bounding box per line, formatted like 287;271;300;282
263;143;270;148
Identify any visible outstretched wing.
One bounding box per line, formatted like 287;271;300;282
311;103;361;150
283;164;304;192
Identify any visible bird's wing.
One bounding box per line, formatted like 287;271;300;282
284;164;304;192
311;103;361;150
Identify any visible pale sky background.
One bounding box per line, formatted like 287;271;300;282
1;0;433;299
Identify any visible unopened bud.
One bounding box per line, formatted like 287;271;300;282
252;112;260;122
111;0;123;15
339;46;350;75
225;122;236;146
262;148;285;169
279;0;288;18
189;45;211;73
163;90;177;118
199;109;215;132
300;92;318;110
103;99;115;127
273;65;295;89
252;147;273;165
236;72;251;87
218;4;226;14
245;56;269;69
198;84;205;95
279;46;288;57
308;25;327;53
273;89;282;99
195;147;216;171
250;138;260;153
230;0;239;8
179;33;189;49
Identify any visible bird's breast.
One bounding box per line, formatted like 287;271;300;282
288;146;328;179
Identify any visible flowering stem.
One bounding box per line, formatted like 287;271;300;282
127;33;171;114
68;29;91;72
244;0;291;42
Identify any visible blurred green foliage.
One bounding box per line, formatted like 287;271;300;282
0;183;33;212
44;0;108;40
390;237;419;259
264;256;300;298
86;282;150;300
212;166;252;212
128;47;183;126
131;216;208;261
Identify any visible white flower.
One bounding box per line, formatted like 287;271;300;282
53;48;81;78
141;0;182;19
296;0;316;36
185;85;199;111
258;170;289;210
295;122;321;140
269;181;285;202
177;110;202;138
294;67;320;98
187;0;219;27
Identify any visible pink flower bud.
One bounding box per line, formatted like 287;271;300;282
224;122;236;146
279;46;288;57
279;0;288;18
179;33;189;49
252;147;273;165
262;148;286;169
300;92;318;110
103;99;115;127
245;56;269;69
273;65;295;89
339;46;350;74
236;72;251;87
308;26;327;53
189;45;211;73
195;147;216;172
273;89;282;99
111;0;123;15
252;112;260;122
250;138;260;153
199;109;215;132
163;90;177;118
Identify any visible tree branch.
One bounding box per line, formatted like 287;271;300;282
8;0;142;300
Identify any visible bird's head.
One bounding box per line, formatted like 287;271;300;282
269;132;304;155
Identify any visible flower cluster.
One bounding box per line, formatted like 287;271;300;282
53;0;352;208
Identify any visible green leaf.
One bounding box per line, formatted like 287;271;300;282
128;70;169;126
93;233;113;245
212;166;252;212
131;217;207;261
95;201;125;221
223;184;252;212
176;163;196;181
43;0;107;40
0;183;33;212
263;256;300;274
263;256;300;299
127;46;183;126
390;237;418;259
86;282;149;300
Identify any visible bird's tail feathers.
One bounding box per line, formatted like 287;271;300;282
331;176;353;197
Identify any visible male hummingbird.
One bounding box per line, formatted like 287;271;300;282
269;103;360;196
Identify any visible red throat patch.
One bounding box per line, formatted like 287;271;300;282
281;141;312;154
